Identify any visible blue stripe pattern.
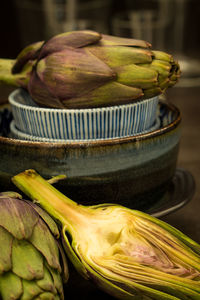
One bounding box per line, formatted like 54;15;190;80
10;117;161;143
9;89;159;141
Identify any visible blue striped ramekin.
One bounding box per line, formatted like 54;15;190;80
10;118;161;142
9;89;158;140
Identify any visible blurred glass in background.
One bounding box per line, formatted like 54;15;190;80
111;0;200;87
1;0;200;87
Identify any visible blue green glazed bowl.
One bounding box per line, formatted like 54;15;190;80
0;101;181;209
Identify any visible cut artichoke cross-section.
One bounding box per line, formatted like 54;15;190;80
12;170;200;300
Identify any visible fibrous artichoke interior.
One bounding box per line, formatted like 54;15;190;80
12;170;200;300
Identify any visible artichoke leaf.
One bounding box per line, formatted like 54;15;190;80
0;226;13;274
0;272;22;300
0;196;38;240
101;34;151;48
38;30;101;59
29;217;61;272
26;201;60;238
63;82;143;108
21;279;43;300
45;262;64;297
116;64;158;89
87;46;153;68
12;238;44;280
36;265;57;294
37;47;115;100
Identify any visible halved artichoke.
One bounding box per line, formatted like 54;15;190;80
12;170;200;300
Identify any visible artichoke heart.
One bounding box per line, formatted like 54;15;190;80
12;170;200;300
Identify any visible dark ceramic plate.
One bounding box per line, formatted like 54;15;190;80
146;168;195;217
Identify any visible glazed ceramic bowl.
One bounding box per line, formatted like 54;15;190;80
0;101;181;210
9;88;158;140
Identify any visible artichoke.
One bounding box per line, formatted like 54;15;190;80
0;192;68;300
12;170;200;300
1;31;180;108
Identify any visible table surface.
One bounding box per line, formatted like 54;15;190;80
162;86;200;244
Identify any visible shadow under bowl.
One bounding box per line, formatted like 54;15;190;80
0;101;181;210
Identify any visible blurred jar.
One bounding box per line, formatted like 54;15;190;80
111;0;200;87
13;0;113;45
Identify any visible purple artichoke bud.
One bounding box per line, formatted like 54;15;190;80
11;30;181;109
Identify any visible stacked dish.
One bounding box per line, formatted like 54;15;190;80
9;88;159;142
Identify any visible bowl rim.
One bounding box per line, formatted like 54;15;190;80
0;101;181;149
9;88;158;113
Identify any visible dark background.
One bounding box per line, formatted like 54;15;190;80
1;0;200;59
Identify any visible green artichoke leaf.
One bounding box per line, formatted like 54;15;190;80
116;64;158;89
0;226;12;274
12;170;200;300
26;201;60;238
142;87;162;99
36;264;57;294
12;238;44;280
101;34;151;48
0;272;22;300
36;292;57;300
149;60;172;77
87;46;153;68
152;50;174;63
0;196;38;240
21;279;43;300
45;262;64;297
62;81;143;108
29;217;61;272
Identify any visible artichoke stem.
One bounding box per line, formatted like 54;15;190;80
0;58;20;86
12;169;91;229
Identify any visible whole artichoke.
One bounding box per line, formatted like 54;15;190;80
0;192;68;300
2;31;180;108
13;170;200;300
